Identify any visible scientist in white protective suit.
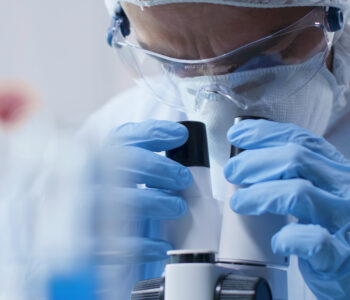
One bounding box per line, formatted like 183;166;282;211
80;0;350;299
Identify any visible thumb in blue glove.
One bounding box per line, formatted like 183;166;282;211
272;222;350;300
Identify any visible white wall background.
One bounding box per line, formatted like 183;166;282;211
0;0;134;130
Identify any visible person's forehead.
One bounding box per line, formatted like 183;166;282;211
122;3;314;35
121;3;316;60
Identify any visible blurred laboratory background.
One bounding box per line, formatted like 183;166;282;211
0;0;133;130
0;1;134;299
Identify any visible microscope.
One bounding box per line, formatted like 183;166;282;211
130;119;289;300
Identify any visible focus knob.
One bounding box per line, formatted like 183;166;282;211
130;277;164;300
214;274;272;300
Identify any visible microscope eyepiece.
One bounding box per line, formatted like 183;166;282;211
166;121;210;168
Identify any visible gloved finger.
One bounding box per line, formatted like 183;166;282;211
227;119;346;163
107;146;192;190
95;237;172;264
107;120;188;152
230;179;350;233
97;187;188;220
272;223;350;274
224;143;348;196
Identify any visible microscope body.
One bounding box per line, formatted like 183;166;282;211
162;252;287;300
131;120;289;300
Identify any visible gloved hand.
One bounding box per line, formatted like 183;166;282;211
224;119;350;300
94;120;192;294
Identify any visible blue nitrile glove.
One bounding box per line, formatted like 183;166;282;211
94;120;192;296
224;119;350;300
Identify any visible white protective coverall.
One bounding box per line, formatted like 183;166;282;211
79;0;350;299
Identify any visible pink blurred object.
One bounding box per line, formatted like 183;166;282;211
0;80;40;130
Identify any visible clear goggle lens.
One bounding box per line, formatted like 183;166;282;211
111;7;336;113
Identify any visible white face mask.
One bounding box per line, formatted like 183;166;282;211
174;61;338;167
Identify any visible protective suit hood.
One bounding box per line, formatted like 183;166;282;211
105;0;349;11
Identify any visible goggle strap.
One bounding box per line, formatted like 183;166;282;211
107;4;131;47
325;7;344;32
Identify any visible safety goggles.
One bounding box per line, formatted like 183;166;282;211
107;6;344;112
